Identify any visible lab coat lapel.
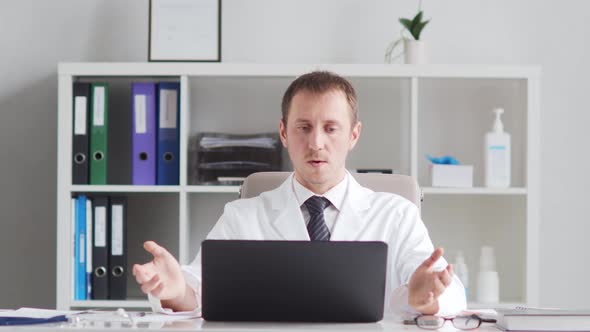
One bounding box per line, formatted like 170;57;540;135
268;174;310;240
330;174;372;241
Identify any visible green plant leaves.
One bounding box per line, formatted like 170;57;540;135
399;18;413;31
412;11;423;27
399;10;430;40
413;20;430;40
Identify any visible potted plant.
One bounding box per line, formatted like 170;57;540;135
384;9;430;64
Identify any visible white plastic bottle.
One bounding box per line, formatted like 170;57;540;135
485;108;511;188
454;251;469;300
476;246;499;303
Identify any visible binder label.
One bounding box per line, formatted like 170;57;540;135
94;206;106;247
159;89;178;129
111;205;123;256
134;95;147;134
74;96;87;135
93;86;106;126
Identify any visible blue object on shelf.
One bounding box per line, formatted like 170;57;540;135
425;154;460;165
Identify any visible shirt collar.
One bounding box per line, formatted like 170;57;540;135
292;172;349;211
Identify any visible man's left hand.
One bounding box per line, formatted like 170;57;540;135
408;247;454;315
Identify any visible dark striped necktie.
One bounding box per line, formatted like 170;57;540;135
304;196;331;241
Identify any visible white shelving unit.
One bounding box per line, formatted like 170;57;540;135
422;187;528;195
56;63;540;310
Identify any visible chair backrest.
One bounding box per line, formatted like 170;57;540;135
240;172;422;210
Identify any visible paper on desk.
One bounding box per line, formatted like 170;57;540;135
71;312;196;324
0;307;198;326
0;307;82;318
148;292;202;317
153;308;200;316
132;312;198;323
462;308;498;320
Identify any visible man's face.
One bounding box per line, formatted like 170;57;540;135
279;90;361;194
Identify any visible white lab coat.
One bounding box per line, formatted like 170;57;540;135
151;172;466;316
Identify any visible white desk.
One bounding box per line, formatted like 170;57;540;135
5;316;500;332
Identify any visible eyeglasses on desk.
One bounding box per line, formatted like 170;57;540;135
415;314;496;330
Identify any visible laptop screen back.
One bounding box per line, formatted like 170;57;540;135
201;240;388;322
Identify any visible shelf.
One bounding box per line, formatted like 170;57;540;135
185;185;240;193
69;185;244;193
468;301;525;310
69;185;526;195
56;63;540;310
69;185;181;193
58;63;541;79
184;186;527;195
422;187;527;195
70;300;150;309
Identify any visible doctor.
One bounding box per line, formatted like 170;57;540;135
133;71;467;316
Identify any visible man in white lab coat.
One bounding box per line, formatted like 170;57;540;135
133;71;467;317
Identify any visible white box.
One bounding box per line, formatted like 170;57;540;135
430;164;473;188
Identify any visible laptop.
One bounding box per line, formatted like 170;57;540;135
201;240;388;322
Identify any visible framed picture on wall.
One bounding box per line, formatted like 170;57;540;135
149;0;221;62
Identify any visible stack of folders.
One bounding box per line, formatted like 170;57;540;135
496;308;590;331
72;82;180;185
71;195;127;300
189;132;282;185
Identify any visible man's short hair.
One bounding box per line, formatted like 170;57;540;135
281;71;358;127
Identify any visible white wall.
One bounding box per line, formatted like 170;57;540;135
0;0;588;308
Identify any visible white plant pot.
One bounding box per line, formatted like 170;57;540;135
404;40;428;64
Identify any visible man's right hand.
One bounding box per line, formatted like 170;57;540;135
133;241;195;311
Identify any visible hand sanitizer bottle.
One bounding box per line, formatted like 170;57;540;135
454;251;469;300
485;108;511;188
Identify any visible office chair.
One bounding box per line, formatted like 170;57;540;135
239;172;422;210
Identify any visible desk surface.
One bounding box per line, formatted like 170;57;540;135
6;316;500;332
